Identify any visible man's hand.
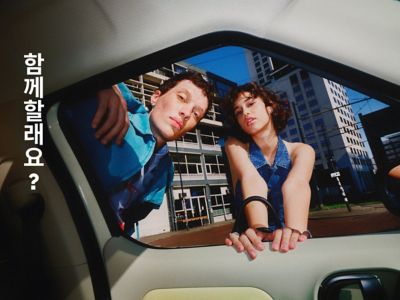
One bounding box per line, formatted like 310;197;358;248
92;85;129;145
225;227;308;259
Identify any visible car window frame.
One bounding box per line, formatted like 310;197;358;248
43;31;400;300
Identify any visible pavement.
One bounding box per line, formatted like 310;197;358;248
308;203;388;219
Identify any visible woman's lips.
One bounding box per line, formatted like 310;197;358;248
245;117;255;126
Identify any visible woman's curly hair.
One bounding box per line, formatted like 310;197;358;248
222;82;291;142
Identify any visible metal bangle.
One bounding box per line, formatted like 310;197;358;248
286;226;312;238
256;226;273;233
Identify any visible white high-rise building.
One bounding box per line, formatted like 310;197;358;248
245;50;374;194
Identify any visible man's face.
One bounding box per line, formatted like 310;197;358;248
149;80;208;147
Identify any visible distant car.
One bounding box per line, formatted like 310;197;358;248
0;1;399;300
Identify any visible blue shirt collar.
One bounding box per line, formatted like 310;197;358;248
249;136;291;169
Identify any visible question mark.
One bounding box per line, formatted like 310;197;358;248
29;173;39;190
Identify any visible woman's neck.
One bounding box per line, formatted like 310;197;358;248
252;127;279;159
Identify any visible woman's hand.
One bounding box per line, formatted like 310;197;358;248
225;228;267;260
225;227;309;259
270;227;309;252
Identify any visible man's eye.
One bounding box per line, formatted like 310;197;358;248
178;94;186;101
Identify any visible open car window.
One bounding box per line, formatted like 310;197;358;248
54;45;400;248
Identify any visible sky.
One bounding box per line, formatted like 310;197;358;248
185;46;387;116
185;46;251;84
184;46;390;159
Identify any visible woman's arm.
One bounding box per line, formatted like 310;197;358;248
273;143;314;252
224;137;271;259
282;143;315;231
224;137;269;228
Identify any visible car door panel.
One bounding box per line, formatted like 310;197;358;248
103;233;400;299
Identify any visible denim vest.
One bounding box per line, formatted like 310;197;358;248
60;82;173;208
234;137;291;232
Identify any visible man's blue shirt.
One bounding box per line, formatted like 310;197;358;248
61;82;174;209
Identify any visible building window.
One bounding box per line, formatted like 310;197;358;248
303;79;312;89
289;128;298;136
303;123;312;131
290;74;299;85
287;119;295;126
171;153;203;175
204;155;226;175
298;104;306;111
177;130;198;144
280;92;288;100
199;128;219;146
293;86;301;93
174;64;187;74
300;70;310;80
309;99;318;107
210;185;231;217
314;118;325;128
311;108;321;114
306;89;315;97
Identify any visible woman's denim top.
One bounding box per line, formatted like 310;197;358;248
234;137;292;232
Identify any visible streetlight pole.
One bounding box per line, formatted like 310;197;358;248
175;140;189;230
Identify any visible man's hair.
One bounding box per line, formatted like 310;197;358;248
158;71;214;115
222;82;291;142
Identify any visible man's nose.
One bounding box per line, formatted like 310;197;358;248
179;104;192;120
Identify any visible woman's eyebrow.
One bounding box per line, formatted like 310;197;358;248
233;104;241;111
234;95;253;110
244;95;254;102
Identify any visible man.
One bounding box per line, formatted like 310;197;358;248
81;71;212;234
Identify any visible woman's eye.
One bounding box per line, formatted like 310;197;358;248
234;110;242;116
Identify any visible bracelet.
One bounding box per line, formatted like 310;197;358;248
255;226;273;233
242;196;284;229
286;226;312;238
232;195;284;234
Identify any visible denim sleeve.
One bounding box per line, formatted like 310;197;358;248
117;82;147;113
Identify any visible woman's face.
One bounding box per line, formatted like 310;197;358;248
233;91;274;136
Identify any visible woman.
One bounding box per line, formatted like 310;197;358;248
222;82;315;259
